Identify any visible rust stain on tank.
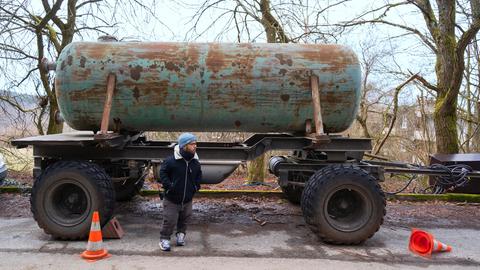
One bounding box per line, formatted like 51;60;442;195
72;68;92;80
185;44;201;75
206;43;227;73
67;55;73;66
133;86;140;101
217;53;256;85
280;94;290;102
130;65;143;81
318;81;335;90
274;54;293;66
186;65;200;74
132;43;181;63
79;56;86;68
81;43;112;59
138;80;170;105
138;42;179;53
206;83;228;109
71;113;99;129
164;62;180;72
69;87;107;102
300;45;357;72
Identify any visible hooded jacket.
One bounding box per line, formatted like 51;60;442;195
159;145;202;204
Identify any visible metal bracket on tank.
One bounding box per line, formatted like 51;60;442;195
308;74;330;145
94;73;118;140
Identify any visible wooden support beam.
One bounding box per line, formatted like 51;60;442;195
99;73;116;135
309;74;330;144
311;75;324;135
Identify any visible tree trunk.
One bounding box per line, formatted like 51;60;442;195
47;98;63;134
246;154;266;184
465;64;473;153
433;93;459;154
430;1;461;154
474;101;480;151
356;115;371;138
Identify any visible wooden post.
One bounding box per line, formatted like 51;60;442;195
99;73;116;135
308;74;330;145
310;75;325;136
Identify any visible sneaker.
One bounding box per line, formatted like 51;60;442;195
159;239;171;251
176;232;185;246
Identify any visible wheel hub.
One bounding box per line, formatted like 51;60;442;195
325;186;372;232
46;180;91;226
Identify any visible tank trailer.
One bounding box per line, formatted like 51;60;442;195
14;41;395;244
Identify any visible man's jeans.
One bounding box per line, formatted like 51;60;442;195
160;198;193;240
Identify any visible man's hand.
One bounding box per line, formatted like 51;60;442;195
163;183;172;192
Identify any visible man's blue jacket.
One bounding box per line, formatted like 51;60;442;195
159;145;202;204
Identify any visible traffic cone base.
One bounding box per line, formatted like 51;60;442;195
409;228;452;257
81;249;109;260
81;211;110;262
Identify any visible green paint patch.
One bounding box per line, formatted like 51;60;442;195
0;186;31;193
391;193;480;203
140;189;283;198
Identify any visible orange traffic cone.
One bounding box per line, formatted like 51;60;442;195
409;228;452;257
81;211;110;261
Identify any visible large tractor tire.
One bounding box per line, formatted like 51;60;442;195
301;165;386;244
30;161;115;239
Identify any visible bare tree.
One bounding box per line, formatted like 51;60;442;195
355;38;398;139
338;0;480;154
372;74;418;155
0;0;169;135
185;0;349;43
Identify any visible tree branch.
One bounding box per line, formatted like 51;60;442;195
456;1;480;57
373;74;418;155
338;19;437;53
37;0;64;30
407;70;438;92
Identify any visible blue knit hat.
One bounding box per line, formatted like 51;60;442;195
178;133;197;148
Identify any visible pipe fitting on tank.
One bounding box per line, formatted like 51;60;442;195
97;35;118;42
54;110;64;125
268;156;287;176
41;58;56;71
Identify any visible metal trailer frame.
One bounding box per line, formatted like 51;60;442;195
12;131;378;182
15;132;480;186
12;131;387;242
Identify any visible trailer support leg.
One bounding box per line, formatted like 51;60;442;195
309;75;330;144
95;73;117;140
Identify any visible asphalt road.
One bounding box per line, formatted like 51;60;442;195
0;194;479;269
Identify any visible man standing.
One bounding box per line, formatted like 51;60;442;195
159;133;202;251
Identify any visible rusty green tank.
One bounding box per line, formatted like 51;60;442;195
55;41;361;133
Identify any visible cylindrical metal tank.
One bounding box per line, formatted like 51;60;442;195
55;42;361;133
